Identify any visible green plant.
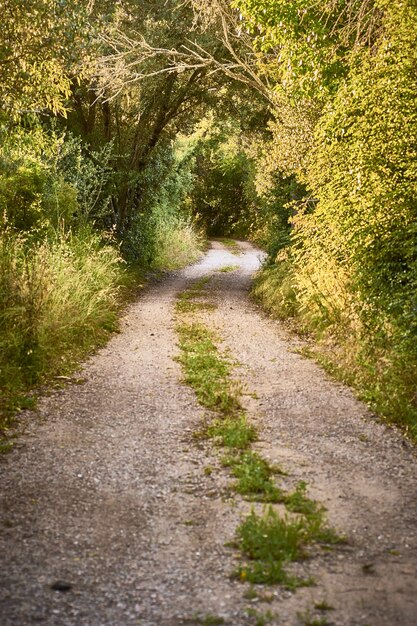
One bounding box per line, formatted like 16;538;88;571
0;226;129;432
314;600;334;612
194;614;226;625
218;265;239;273
230;452;282;501
284;482;321;517
245;607;277;626
207;415;257;449
234;507;311;587
243;587;275;603
220;238;240;254
297;609;332;626
176;322;242;414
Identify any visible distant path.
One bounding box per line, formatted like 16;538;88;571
1;241;416;626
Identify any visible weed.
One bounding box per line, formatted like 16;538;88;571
219;238;240;255
176;322;241;414
230;452;283;501
245;607;277;625
234;507;312;587
314;601;334;611
237;507;307;563
175;278;215;314
243;587;275;603
0;228;131;436
218;265;239;273
152;218;204;270
207;416;257;449
193;614;225;625
176;299;217;314
297;609;332;626
0;441;14;454
284;482;322;516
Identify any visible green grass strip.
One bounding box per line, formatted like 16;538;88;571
176;322;242;415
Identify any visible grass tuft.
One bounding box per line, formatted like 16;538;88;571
218;265;239;273
230;452;283;501
207;415;257;449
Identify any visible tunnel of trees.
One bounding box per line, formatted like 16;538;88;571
1;0;416;439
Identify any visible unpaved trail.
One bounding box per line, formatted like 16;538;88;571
1;241;416;626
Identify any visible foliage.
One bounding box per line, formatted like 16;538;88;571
231;0;384;100
230;451;282;501
121;138;203;267
207;415;257;449
176;321;242;414
0;124;116;237
191;120;257;236
0;226;127;431
0;0;92;118
234;507;311;587
245;0;417;437
0;126;77;236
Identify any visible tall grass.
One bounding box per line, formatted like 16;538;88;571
253;262;417;440
0;227;127;432
152;216;203;270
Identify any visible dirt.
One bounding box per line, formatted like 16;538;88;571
0;240;416;626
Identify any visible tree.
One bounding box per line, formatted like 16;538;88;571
0;0;93;118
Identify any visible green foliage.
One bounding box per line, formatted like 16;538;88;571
231;0;383;100
175;280;257;449
284;482;321;517
249;1;417;438
1;0;92;118
234;507;311;587
218;265;239;273
122;139;203;268
0;126;77;236
245;608;277;626
234;494;342;588
0;124;117;237
0;226;127;429
230;451;283;501
207;415;257;449
190;120;258;237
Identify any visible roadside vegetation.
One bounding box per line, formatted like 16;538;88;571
2;1;415;442
175;276;343;592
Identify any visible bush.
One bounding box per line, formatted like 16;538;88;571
255;3;417;437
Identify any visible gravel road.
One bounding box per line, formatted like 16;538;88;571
1;240;416;626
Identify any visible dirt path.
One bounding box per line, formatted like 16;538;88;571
1;241;416;626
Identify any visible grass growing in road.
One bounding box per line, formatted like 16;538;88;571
176;322;242;415
207;415;257;449
175;277;343;594
218;238;240;255
218;265;239;273
234;507;313;588
230;452;283;502
175;277;217;314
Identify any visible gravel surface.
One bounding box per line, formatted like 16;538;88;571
1;240;416;626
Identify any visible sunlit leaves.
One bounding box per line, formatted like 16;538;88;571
1;0;91;118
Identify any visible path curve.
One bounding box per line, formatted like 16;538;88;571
0;241;416;626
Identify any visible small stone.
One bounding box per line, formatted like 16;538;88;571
50;580;72;592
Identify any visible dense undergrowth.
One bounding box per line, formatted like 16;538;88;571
249;3;417;440
0;123;203;444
